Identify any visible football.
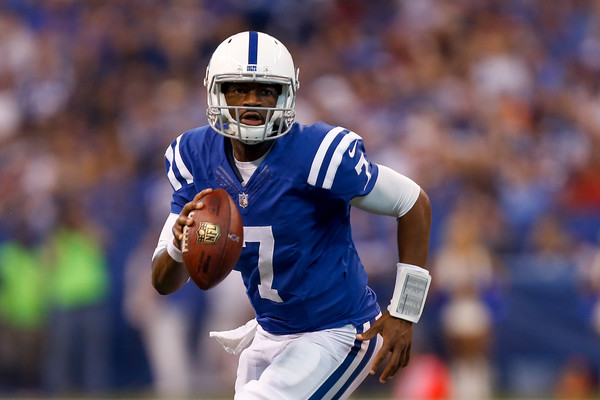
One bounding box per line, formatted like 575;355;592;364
181;188;244;290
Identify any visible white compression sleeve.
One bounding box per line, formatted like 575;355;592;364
350;164;420;218
152;213;180;261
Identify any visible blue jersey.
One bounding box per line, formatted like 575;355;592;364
164;121;381;334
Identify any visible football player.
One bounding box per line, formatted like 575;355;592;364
152;31;432;400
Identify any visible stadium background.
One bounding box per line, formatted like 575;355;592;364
1;0;600;399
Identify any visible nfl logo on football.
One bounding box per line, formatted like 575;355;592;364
196;222;221;244
239;193;249;208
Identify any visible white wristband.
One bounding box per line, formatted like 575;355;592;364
388;263;431;323
167;241;183;263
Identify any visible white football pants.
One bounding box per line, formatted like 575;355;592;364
235;319;383;400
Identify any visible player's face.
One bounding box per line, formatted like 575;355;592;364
223;82;280;127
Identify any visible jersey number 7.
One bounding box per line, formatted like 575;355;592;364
243;226;284;303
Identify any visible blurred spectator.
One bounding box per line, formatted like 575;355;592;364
0;223;47;392
562;135;600;213
524;213;576;271
432;197;501;399
500;213;593;397
579;233;600;335
42;199;111;395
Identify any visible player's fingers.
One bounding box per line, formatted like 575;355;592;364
180;189;213;217
193;188;213;203
356;326;378;341
356;319;383;341
368;343;390;377
175;212;193;228
378;364;394;383
192;189;213;210
172;215;185;238
179;204;195;219
400;342;411;368
183;211;196;227
379;350;402;383
173;209;195;241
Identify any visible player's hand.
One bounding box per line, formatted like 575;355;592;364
356;311;413;383
172;188;213;247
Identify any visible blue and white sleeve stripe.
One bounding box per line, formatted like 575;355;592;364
322;131;361;189
165;136;193;191
307;126;345;187
307;126;361;190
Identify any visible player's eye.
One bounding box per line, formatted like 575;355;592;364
261;87;277;97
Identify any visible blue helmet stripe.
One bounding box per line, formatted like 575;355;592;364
248;31;258;65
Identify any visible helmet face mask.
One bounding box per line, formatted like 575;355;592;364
204;32;300;144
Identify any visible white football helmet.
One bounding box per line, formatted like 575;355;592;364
204;31;300;144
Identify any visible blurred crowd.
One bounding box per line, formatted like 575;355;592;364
1;0;600;399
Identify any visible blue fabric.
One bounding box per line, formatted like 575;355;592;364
165;122;381;334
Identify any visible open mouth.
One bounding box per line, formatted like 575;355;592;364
240;111;264;126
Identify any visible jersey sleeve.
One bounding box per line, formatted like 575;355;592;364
306;126;379;201
164;132;197;214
